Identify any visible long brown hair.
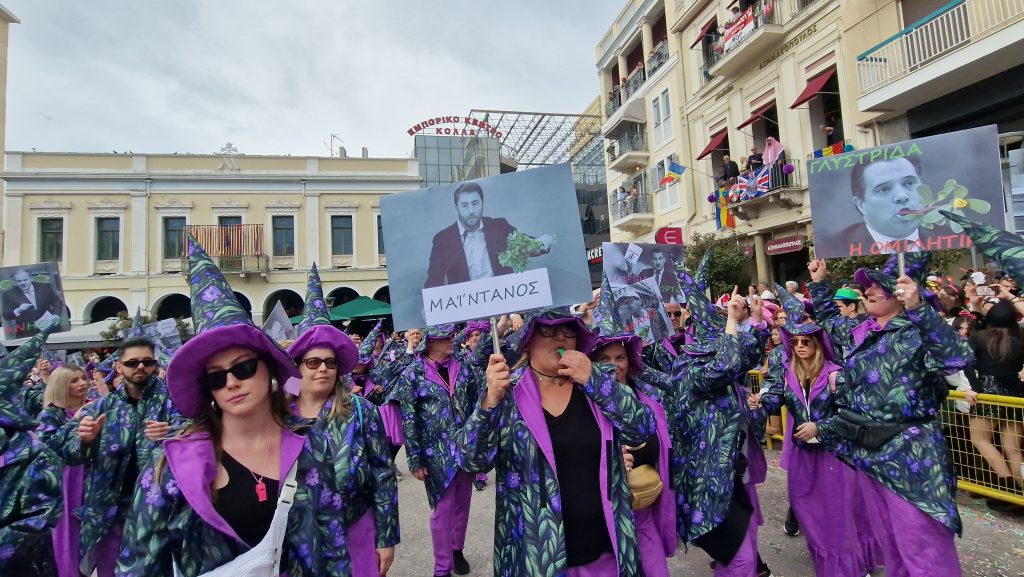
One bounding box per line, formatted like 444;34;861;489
791;335;825;390
975;325;1022;363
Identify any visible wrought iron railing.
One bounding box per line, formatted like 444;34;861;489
605;90;623;117
609;192;654;221
606;131;648;161
708;0;783;62
647;41;670;75
181;224;269;273
624;66;647;99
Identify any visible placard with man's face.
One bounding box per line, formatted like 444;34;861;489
0;263;71;340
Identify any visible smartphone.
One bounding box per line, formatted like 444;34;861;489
976;286;995;296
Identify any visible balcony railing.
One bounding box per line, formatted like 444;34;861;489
624;66;647;99
699;50;722;88
647;41;670;75
708;0;782;58
605;89;623;117
606;131;648;161
857;0;1024;95
716;159;804;219
181;224;270;274
792;0;821;16
610;192;654;221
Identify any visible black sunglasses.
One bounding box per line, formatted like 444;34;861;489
536;324;578;339
668;311;684;318
122;359;158;369
789;337;815;347
201;357;261;391
301;357;339;370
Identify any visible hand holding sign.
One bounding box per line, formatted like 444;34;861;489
895;276;922;309
483;354;511;409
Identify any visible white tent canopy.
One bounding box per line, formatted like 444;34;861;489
2;317;194;350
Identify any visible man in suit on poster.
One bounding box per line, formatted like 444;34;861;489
2;268;64;338
425;182;553;288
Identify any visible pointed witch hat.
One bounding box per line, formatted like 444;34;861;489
357;319;385;366
677;267;725;342
0;323;57;431
590;273;644;375
286;263;358;376
166;234;300;418
942;211;1024;284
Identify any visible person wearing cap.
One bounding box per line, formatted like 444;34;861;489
0;326;64;574
832;287;864;320
288;265;400;577
806;257;972;576
116;238;351;576
750;290;881;577
591;329;675;577
459;308;654;577
55;335;181;577
396;323;481;577
670;272;772;577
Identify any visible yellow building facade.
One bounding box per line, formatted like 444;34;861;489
1;151;421;325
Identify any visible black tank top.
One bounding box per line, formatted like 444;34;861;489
215;452;280;547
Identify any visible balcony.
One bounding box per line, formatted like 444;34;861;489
707;1;785;77
606;131;649;174
610;192;655;234
605;89;623;117
181;224;270;276
857;0;1024;113
722;159;805;221
623;66;647;99
647;40;670;75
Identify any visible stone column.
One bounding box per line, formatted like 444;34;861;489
753;233;769;284
641;21;654;61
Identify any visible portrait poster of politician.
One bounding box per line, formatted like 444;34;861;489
601;242;680;346
0;262;71;340
381;163;592;330
807;125;1004;259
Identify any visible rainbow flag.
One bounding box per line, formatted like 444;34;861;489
716;185;735;229
812;141;847;158
659;161;686;186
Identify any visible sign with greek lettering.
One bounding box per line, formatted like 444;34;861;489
381;163;592;330
807;125;1003;259
601;242;683;346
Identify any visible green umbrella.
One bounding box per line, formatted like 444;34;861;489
351;304;392;319
289;296;390;323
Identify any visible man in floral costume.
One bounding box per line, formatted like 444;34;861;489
807;255;972;577
0;325;63;574
396;323;482;577
60;335;185;576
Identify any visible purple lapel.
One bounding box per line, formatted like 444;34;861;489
423;356;460;396
279;427;303;484
512;371;557;474
636;390;676;556
851;317;883;351
581;390;621;563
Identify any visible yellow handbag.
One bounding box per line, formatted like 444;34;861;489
627;458;663;510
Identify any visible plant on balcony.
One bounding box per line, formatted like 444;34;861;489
682;232;751;296
906;179;992;233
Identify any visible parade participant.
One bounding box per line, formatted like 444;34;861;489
36;364;90;577
397;323;481;577
59;334;181;577
590;306;675;577
670;270;771;577
288;264;399;577
453;320;492;491
352;320;387;402
0;326;63;575
807;254;972;577
645;254;709;375
356;321;405;456
751;289;881;577
460;308;655;577
116;236;351;576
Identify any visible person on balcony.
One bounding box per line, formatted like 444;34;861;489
746;146;764;173
718;155;740;187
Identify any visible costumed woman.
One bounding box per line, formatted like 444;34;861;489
116;235;352;576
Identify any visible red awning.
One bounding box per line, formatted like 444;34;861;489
790;68;836;109
690;19;717;49
696;130;728;160
736;101;777;130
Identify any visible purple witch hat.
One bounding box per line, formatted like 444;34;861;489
166;233;300;418
296;263;331;336
357;320;385;366
286;263;358;376
0;323;57;431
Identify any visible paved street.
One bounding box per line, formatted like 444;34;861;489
387;448;1024;577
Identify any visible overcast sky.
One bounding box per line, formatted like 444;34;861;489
3;0;624;159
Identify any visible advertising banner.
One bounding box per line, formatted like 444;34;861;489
381;163;592;330
0;262;71;340
723;9;756;52
601;242;681;346
807;125;1004;259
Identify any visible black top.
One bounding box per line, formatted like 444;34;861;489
544;385;612;567
215;452;280;548
629;434;660;470
747;153;764;172
120;395;141;502
969;334;1024;394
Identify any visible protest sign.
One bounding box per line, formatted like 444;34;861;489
0;262;71;340
381;163;592;330
124;318;182;351
262;301;297;341
723;8;756;52
808;125;1003;258
601;242;679;345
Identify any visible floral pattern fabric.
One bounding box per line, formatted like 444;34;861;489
0;428;63;571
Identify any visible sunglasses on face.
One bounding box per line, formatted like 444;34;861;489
668;311;684;318
201;357;261;391
536;324;578;339
790;337;815;347
301;357;339;370
121;359;158;369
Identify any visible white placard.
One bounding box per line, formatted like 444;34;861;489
422;268;553;326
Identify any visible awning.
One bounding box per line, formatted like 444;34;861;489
790;68;836;109
696;130;728;160
601;97;646;139
690;19;717;49
736;101;777;130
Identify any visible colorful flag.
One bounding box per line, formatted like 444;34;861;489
658;161;686;186
737;166;770;197
716;186;735;229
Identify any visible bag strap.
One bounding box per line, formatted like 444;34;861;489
272;461;300;572
828;371;837;394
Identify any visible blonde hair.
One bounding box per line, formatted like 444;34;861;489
43;365;87;409
792;336;825;389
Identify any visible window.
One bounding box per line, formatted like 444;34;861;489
163;217;186;259
652;90;673;147
331;215;353;255
39;218;63;262
96;218;120;261
659;154;681;213
272;215;295;256
652;160;666;190
377;215;385;255
219;215;242;227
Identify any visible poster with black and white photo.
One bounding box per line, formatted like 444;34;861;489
0;262;71;340
601;242;678;346
123;318;182;352
808;125;1004;259
381;163;592;330
262;301;297;341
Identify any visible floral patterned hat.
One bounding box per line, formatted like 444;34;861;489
941;211;1024;285
166;234;300;418
287;263;358;376
676;267;725;354
0;324;57;431
590;274;644;375
425;323;458;340
509;307;598;354
356;319;385;366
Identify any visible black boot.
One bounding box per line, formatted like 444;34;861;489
452;549;470;575
783;506;800;536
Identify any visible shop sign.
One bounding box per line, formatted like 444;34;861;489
655;227;684;245
406;116;503;138
765;235;806;255
587;245;604;264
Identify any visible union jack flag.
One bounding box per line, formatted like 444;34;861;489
737;166;770;198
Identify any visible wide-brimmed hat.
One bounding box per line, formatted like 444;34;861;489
166;234;300;419
510;307;598;354
425;323;458;340
0;324;56;431
288;264;358;375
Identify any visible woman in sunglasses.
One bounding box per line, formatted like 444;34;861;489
117;239;351;577
590;332;675;577
288;315;399;577
751;294;880;577
460;308;655;577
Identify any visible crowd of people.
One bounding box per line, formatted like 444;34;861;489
1;212;1023;577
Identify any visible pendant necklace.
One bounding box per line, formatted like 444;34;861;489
532;368;567;386
249;430;272;502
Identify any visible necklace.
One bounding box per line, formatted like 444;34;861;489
248;429;273;503
532;367;567;386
